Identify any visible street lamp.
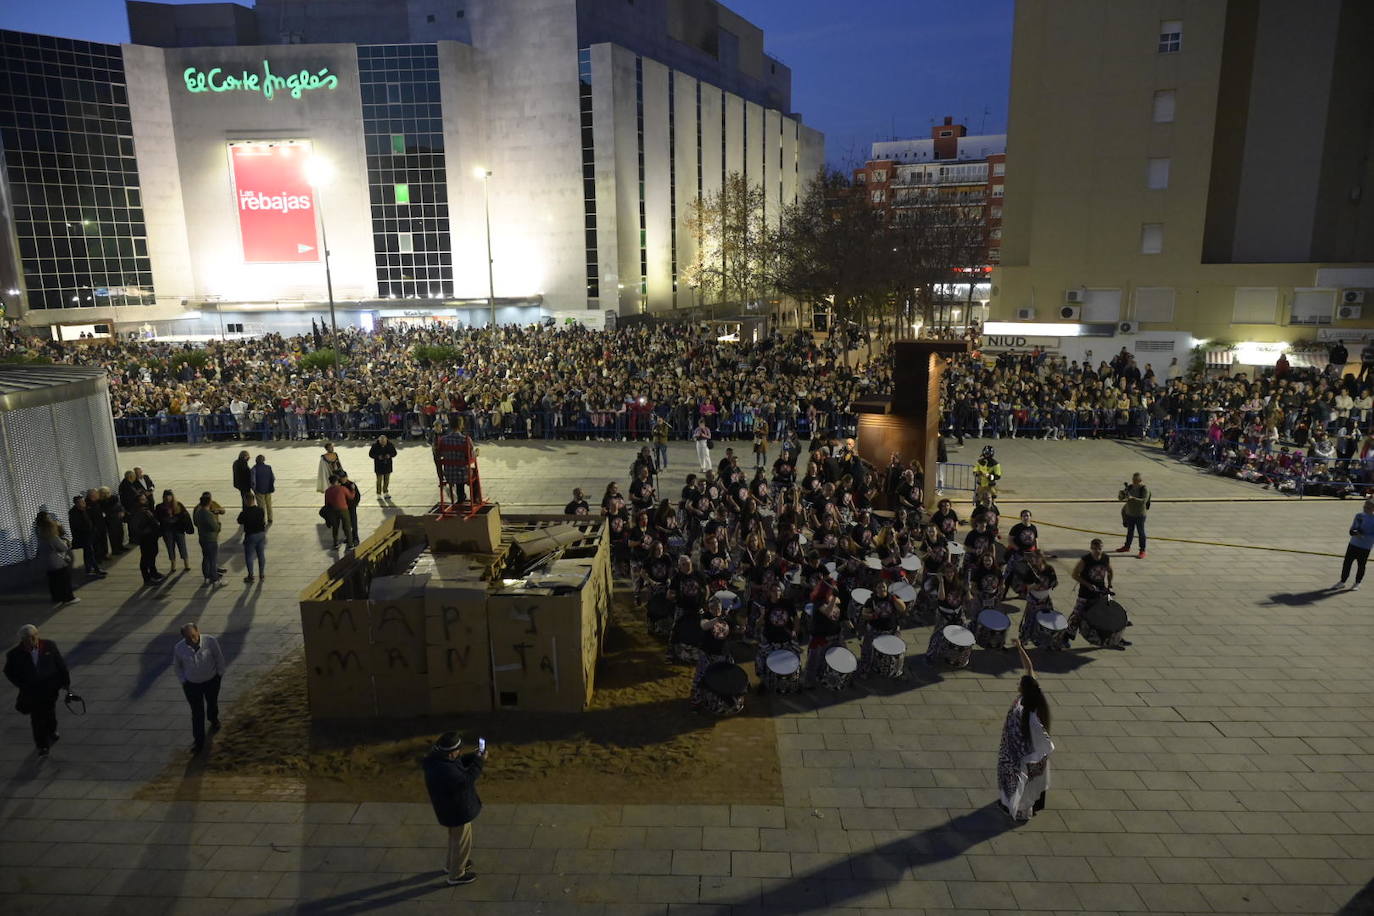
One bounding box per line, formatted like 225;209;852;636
304;156;339;369
473;167;496;328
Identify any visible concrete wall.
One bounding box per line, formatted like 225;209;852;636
671;70;699;310
590;44;622;312
122;44;196;314
159;43;376;303
642;59;673;311
465;0;586;311
437;41;489;307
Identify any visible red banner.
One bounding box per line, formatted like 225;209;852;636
228;143;320;263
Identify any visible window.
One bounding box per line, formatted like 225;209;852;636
991;185;1004;198
397;232;414;253
393;183;410;204
989;228;1002;240
939;130;953;137
1146;157;1170;190
1233;287;1277;324
872;169;886;182
390;133;406;155
1158;20;1181;53
856;172;866;184
871;190;885;203
426;13;435;22
1140;223;1163;254
990;206;1003;219
992;162;1005;176
1134;287;1175;323
1082;288;1123;323
1289;288;1335;325
1152;90;1176;123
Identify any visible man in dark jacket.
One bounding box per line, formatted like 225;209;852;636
422;731;486;885
369;434;397;498
232;450;253;508
118;470;143;515
4;624;71;757
68;494;105;578
99;486;126;552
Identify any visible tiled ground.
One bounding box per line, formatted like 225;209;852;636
1;436;1371;915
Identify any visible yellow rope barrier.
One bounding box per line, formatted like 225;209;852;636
1034;519;1344;558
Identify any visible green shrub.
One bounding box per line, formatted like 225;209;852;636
300;348;344;372
0;352;52;365
170;349;210;368
412;344;459;367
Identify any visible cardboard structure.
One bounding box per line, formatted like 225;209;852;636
299;512;610;719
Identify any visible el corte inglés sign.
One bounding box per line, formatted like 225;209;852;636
182;61;339;100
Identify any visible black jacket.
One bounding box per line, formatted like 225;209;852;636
232;457;252;492
118;479;143;513
369;441;397;474
68;506;94;550
422;750;484;826
5;640;71;704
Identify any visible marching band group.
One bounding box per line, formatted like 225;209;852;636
595;440;1132;718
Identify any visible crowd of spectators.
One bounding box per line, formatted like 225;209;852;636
2;322;1372;494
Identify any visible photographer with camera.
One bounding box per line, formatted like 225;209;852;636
1334;498;1374;592
422;731;488;886
1116;472;1152;559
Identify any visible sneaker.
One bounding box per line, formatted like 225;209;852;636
1333;581;1347;589
37;747;49;758
1137;551;1146;559
244;575;255;583
1354;583;1363;591
446;872;477;886
1113;546;1130;553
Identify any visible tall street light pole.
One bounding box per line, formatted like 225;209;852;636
474;167;495;328
305;156;339;373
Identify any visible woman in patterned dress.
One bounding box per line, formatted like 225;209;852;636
997;640;1055;822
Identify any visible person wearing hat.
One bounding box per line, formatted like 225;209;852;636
5;624;71;758
422;731;487;886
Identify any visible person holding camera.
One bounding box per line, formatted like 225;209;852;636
422;731;487;886
5;624;71;758
1334;497;1374;591
1116;472;1151;559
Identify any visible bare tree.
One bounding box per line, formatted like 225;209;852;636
683;172;772;318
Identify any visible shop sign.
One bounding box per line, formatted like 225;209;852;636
183;61;339;101
981;334;1061;350
228;143;319;263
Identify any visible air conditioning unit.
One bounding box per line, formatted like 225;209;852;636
1118;321;1139;334
1064;289;1086;303
1338;305;1363;320
1015;307;1036;320
1059;305;1081;320
1342;289;1366;305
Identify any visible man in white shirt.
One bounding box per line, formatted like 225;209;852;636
172;622;226;754
229;398;249;437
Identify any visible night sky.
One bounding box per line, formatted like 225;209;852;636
0;0;1014;168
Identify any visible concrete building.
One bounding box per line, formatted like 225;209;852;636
0;0;823;337
854;117;1007;267
992;0;1374;366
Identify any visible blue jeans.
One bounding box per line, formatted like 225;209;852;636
1123;516;1146;551
654;443;668;470
243;531;267;577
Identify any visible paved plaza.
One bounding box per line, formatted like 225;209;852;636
1;436;1372;915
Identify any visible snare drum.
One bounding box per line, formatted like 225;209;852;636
900;554;921;573
714;590;738;612
925;624;974;668
666;535;687;553
947;542;965;557
1030;611;1070;651
870;634;907;679
764;649;803;694
973;609;1011;650
700;661;748;716
890;581;918;603
821;645;858;690
863;556;883;571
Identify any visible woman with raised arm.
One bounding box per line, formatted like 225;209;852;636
997;639;1055;823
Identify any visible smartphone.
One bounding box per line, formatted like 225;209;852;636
478;737;486;754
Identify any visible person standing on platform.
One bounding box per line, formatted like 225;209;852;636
433;420;474;505
251;454;276;525
4;624;71;758
1116;472;1151;559
369;434;397;499
232;450;253;508
1334;497;1374;591
171;622;225;755
193;492;225;585
422;731;486;886
237;495;268;582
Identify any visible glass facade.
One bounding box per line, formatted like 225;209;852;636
357;44;451;300
578;48;598;300
0;30;154;311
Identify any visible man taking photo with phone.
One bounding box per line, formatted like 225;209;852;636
422;731;487;886
1116;472;1152;559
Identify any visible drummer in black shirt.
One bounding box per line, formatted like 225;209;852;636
1007;510;1039;557
563;488;590;516
1069;539;1113;618
931;499;960;540
805;591;845;686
